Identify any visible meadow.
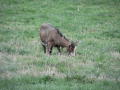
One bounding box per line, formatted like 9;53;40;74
0;0;120;90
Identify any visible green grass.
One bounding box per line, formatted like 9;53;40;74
0;0;120;90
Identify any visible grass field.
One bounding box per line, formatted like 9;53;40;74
0;0;120;90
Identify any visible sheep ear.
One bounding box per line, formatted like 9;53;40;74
69;44;71;48
71;41;76;46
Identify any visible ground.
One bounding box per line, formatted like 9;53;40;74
0;0;120;90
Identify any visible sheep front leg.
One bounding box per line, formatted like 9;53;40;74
46;42;53;55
